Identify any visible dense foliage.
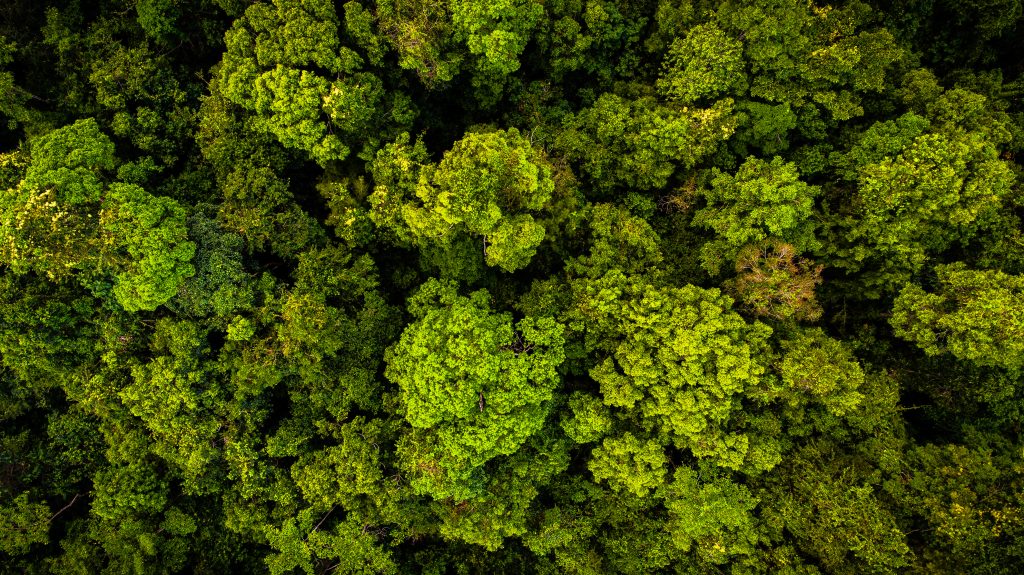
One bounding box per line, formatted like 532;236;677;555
2;1;1023;573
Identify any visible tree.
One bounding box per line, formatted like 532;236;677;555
2;119;195;310
826;89;1016;295
135;0;181;43
451;0;544;76
101;183;196;312
656;22;745;105
724;240;824;322
218;163;324;257
768;327;866;418
119;318;224;484
275;246;400;417
0;493;50;556
714;0;904;123
692;156;820;275
874;0;1024;67
565;203;663;279
543;0;649;83
1;119;113;273
588;432;666;497
375;0;462;86
169;212;255;319
0;273;99;390
431;434;571;550
883;438;1024;574
560;392;613;444
761;441;913;574
264;513;396;575
21;118;116;205
661;467;759;566
289;417;393;514
5;1;1024;572
371;129;556;272
219;0;410;164
565;270;778;472
385;278;565;500
0;36;33;132
555;93;736;194
891;263;1024;370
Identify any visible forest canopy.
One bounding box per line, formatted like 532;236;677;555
2;0;1024;573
